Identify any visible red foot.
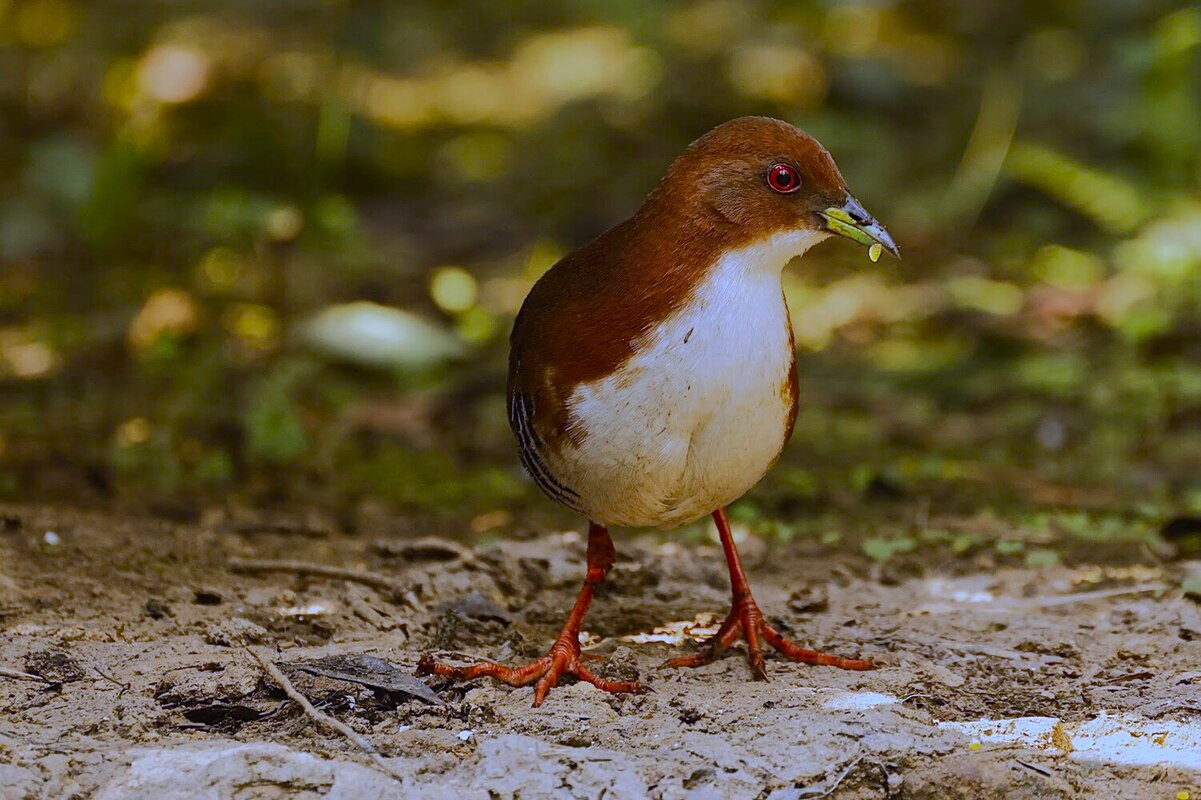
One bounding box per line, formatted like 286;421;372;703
664;508;873;679
417;522;647;706
417;635;646;707
663;593;873;679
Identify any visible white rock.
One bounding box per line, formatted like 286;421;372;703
96;742;403;800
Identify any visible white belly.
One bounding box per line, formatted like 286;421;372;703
546;232;819;528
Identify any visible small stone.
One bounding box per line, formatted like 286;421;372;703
193;589;223;605
145;599;172;619
597;646;641;683
204;618;268;647
24;648;86;683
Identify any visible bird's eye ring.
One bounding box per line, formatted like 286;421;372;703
767;163;801;194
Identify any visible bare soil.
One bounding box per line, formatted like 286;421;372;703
1;505;1199;799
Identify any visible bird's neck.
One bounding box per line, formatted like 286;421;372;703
691;225;831;291
714;228;831;278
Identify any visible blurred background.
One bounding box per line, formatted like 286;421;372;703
2;0;1200;558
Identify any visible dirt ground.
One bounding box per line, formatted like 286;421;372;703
1;504;1199;799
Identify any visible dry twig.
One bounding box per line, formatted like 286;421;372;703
798;752;892;798
919;582;1167;617
943;640;1064;664
244;647;405;784
228;558;414;606
93;666;131;695
797;754;866;798
0;666;49;683
1003;582;1166;608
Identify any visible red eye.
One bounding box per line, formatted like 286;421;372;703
767;163;801;194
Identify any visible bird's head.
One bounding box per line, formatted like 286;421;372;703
648;116;898;262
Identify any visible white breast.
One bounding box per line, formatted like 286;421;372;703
546;229;828;528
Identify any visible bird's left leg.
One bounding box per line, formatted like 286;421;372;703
664;507;873;679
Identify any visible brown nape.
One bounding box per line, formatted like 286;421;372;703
509;117;841;457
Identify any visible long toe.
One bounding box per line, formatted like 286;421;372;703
661;601;872;677
574;663;647;696
760;621;874;670
419;647;647;707
417;652;553;687
661;649;723;670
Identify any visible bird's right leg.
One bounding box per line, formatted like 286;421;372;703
417;521;647;707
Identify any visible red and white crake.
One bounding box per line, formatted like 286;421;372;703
419;117;899;706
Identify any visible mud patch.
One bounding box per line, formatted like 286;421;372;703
0;505;1198;798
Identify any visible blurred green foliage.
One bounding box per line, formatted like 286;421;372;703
0;0;1199;537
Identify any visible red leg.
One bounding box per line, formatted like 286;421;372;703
664;507;873;679
418;522;647;706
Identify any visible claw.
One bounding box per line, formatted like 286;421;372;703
420;640;646;707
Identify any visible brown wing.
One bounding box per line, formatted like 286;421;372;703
503;171;752;510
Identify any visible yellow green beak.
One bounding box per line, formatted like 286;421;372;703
820;197;899;259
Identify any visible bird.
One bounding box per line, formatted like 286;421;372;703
418;116;898;706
